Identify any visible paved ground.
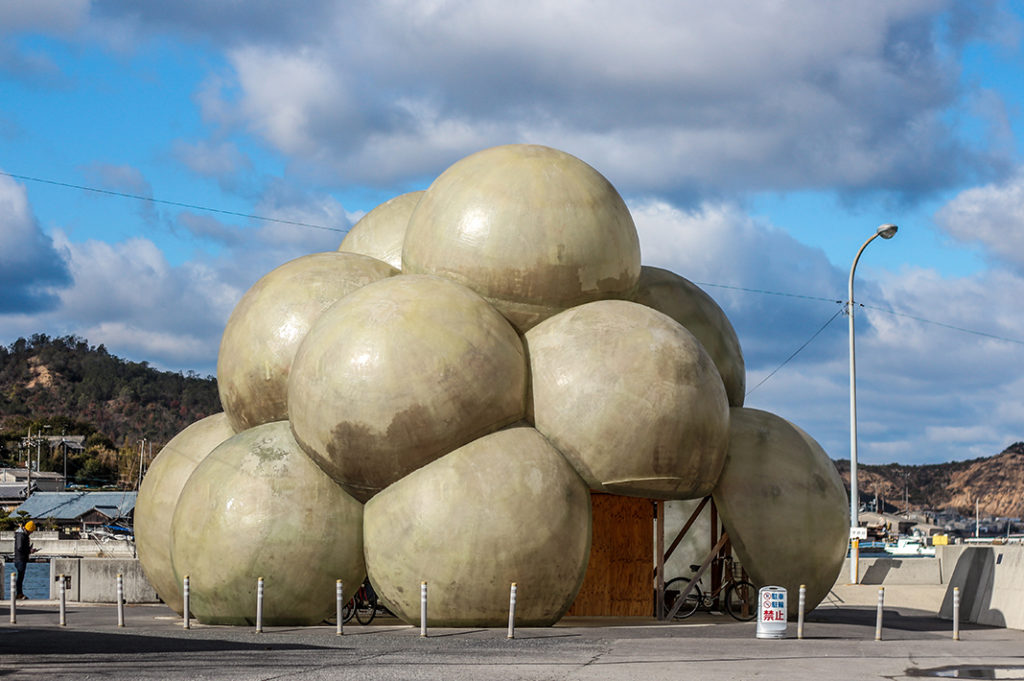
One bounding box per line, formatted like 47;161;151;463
0;591;1020;680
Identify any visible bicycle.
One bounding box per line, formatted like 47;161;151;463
341;579;379;625
664;556;757;621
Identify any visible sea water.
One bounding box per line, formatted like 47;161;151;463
3;561;50;600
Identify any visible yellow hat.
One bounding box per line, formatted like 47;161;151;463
23;520;35;532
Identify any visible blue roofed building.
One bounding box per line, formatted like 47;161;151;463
14;491;137;534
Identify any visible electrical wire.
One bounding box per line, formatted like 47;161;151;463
744;308;845;398
0;170;346;233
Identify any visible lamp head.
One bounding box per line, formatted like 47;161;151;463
877;224;898;239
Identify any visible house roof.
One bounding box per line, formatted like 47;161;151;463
0;483;28;501
15;491;136;521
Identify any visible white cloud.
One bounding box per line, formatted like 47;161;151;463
936;170;1024;272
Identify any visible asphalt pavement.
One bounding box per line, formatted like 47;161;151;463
1;595;1021;680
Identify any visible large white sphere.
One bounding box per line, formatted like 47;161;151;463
402;144;642;332
633;266;746;407
338;191;424;269
712;408;848;614
527;300;730;499
218;251;397;432
170;421;364;625
364;425;591;626
288;274;527;501
135;413;235;614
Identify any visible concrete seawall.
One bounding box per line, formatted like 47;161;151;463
49;558;159;603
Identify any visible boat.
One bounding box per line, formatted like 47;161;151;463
884;536;936;557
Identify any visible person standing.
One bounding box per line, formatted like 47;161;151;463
13;520;37;600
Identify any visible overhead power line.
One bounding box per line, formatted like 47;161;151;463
0;170;346;233
744;308;844;398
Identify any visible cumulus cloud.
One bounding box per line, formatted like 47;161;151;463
0;173;72;313
935;171;1024;272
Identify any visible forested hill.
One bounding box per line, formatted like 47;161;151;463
0;334;220;454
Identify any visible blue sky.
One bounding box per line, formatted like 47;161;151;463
2;1;1024;466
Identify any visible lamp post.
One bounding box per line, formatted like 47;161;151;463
848;223;897;584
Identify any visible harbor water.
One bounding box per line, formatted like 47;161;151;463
4;561;50;600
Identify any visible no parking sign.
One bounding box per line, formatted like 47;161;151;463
756;586;787;639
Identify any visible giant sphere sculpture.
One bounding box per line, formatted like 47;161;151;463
288;274;527;501
218;251;397;432
633;266;746;407
527;299;730;499
135;412;235;614
364;425;591;626
402;144;642;332
712;408;848;614
338;190;423;269
170;421;364;625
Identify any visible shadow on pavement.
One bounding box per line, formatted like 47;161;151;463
0;629;334;656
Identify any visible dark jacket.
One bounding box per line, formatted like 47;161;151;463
13;528;31;562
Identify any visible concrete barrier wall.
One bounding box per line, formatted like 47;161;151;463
840;556;942;585
938;545;1024;630
50;558;159;603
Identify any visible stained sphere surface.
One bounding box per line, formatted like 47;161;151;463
364;425;591;626
288;274;527;501
338;191;423;269
170;421;365;626
527;300;730;499
135;413;235;614
712;407;848;614
218;251;397;432
633;266;745;407
402;144;642;332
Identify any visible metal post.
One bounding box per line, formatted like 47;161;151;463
420;581;428;637
183;575;191;630
342;577;350;634
60;574;67;626
9;577;15;624
875;587;884;641
797;584;806;639
952;587;960;641
255;577;264;634
851;538;860;584
507;582;517;639
656;500;665;620
117;573;125;627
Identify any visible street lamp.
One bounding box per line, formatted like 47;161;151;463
848;223;897;584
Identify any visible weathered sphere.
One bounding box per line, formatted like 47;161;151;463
135;413;235;614
712;408;847;614
288;274;527;501
364;425;591;626
527;300;730;499
218;252;397;433
402;144;642;332
170;421;364;625
338;191;424;269
633;266;746;407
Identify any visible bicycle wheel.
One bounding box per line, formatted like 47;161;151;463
664;576;702;619
355;589;378;625
724;580;757;621
341;596;356;624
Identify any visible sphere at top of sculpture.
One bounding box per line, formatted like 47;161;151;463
633;266;746;407
218;251;398;433
338;190;424;269
364;424;591;626
288;274;527;502
170;421;364;626
712;407;848;615
527;299;730;499
402;144;642;332
135;413;235;615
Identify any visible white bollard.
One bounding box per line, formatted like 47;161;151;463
342;577;350;634
797;584;806;639
507;582;518;639
420;581;428;638
953;586;960;641
255;577;264;634
117;573;125;627
875;587;884;641
60;575;67;627
183;575;191;630
9;577;15;624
